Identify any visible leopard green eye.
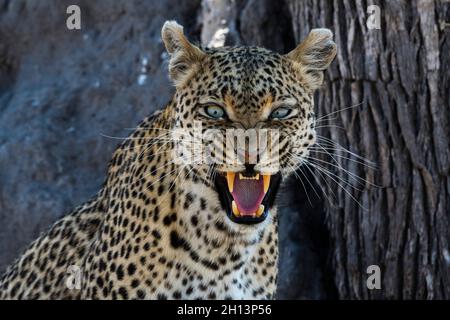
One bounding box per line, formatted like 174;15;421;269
270;107;292;120
204;105;225;119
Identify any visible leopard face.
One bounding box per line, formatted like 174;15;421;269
161;21;336;240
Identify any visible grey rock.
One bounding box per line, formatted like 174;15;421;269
0;0;201;272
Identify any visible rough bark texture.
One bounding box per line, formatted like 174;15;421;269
287;0;450;299
1;0;448;299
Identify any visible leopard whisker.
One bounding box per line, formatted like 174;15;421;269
308;147;377;170
309;141;377;181
305;158;365;192
301;161;337;205
315;136;377;166
314;101;364;123
286;151;363;202
313;124;346;130
141;164;182;194
151;164;199;215
306;155;379;188
284;160;314;206
304;159;368;211
155;164;193;210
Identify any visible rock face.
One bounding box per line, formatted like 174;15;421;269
0;0;201;274
0;0;332;299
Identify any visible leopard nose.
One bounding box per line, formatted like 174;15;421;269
236;148;258;165
242;163;256;177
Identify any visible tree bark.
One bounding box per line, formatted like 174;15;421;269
287;0;450;299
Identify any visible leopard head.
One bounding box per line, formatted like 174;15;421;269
161;21;336;237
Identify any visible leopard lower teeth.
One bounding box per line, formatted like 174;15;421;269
256;205;265;217
238;173;260;180
232;201;240;217
231;202;264;218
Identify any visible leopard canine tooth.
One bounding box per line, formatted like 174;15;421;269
232;201;240;217
256;205;265;217
262;174;271;194
226;172;235;193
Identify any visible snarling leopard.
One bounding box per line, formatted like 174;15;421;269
0;21;336;299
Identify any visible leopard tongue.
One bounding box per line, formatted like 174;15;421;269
231;174;265;216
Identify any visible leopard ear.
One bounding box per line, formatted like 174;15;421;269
161;21;206;87
285;28;337;90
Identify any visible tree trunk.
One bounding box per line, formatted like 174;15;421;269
286;0;450;299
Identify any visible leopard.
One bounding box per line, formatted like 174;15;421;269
0;21;336;300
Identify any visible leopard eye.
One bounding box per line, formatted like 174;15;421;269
204;105;225;119
269;107;292;120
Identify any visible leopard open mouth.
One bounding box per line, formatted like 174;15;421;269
214;171;282;225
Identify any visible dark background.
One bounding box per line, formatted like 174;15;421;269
0;0;449;299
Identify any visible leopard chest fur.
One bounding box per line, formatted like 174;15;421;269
79;120;279;299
